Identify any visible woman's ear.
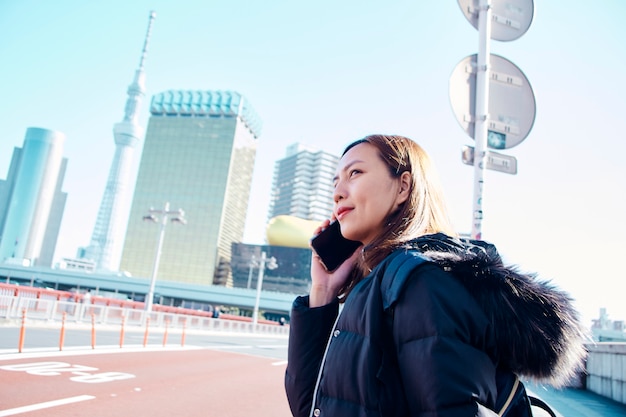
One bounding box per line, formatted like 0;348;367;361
396;171;412;205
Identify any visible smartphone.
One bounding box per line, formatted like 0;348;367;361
310;220;361;272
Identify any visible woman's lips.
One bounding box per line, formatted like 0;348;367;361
336;206;352;220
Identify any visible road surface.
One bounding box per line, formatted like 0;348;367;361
0;346;290;416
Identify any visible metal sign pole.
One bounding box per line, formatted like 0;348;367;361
471;0;492;240
453;0;535;239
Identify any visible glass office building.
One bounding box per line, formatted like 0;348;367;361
268;143;338;222
0;127;67;267
120;90;261;286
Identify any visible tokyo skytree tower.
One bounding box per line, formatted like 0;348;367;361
83;11;156;271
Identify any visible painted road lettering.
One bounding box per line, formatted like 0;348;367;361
0;361;134;383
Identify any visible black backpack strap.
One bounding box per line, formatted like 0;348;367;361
380;249;431;311
496;376;559;417
529;396;558;417
497;375;521;416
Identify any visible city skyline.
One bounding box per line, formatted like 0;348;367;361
0;1;625;325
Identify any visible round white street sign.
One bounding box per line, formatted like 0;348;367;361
449;53;536;149
457;0;534;42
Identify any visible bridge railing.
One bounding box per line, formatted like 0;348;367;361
585;342;626;405
0;294;289;336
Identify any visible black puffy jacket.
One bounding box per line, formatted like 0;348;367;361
285;233;587;417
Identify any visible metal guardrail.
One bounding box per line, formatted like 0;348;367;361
0;295;289;336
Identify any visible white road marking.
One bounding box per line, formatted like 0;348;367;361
0;395;95;416
0;345;202;361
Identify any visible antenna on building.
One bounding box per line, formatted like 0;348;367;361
139;11;156;70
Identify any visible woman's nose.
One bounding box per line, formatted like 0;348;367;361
333;182;345;203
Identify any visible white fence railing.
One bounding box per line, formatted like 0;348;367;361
0;295;289;336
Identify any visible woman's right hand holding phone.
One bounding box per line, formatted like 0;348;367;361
309;219;361;307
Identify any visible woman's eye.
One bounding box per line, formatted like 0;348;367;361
349;169;361;177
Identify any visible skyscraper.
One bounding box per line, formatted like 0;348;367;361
268;143;338;222
120;90;262;287
0;127;67;267
82;11;156;272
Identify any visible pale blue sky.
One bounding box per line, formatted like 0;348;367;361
1;1;625;325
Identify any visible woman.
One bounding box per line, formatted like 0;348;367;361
285;135;587;417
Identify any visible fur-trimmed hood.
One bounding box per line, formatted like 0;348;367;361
404;233;588;388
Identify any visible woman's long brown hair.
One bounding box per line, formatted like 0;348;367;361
338;134;456;299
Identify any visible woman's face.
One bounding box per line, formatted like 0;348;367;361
333;142;408;245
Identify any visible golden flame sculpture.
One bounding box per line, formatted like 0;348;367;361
265;215;321;249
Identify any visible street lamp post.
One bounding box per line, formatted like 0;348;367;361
246;255;256;289
252;251;277;326
143;201;186;314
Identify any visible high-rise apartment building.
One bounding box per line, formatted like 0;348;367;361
120;90;262;287
268;143;338;222
0;127;67;267
82;11;156;272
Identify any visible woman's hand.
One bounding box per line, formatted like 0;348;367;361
309;219;362;307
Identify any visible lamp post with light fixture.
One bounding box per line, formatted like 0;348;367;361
143;201;186;314
252;251;277;326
